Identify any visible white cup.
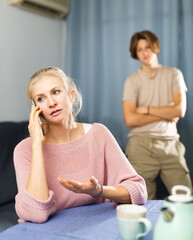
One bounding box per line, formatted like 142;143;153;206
116;204;152;240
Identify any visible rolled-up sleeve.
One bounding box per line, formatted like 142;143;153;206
14;139;57;223
100;124;147;204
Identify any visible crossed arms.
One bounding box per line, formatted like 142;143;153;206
122;89;186;128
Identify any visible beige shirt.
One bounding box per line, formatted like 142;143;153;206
123;65;187;139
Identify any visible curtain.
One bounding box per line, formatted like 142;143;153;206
65;0;193;177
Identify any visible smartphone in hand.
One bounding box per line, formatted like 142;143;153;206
32;101;46;136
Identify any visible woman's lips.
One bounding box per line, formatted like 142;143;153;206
51;109;62;116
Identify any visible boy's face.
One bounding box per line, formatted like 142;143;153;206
136;39;157;65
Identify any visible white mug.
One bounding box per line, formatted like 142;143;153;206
116;204;152;240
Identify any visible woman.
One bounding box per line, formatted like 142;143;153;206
14;67;147;223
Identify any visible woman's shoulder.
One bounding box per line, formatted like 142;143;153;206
92;122;109;131
92;123;113;139
14;137;32;152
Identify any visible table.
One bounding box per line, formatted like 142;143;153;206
0;200;163;240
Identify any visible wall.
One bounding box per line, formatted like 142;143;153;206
0;0;67;121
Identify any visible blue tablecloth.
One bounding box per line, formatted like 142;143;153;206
0;200;163;240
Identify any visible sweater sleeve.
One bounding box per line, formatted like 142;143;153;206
13;139;56;223
97;124;147;204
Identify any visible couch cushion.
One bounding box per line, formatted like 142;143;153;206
0;202;18;232
0;121;29;206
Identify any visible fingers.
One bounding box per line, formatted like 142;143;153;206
30;105;42;121
29;106;41;128
28;105;45;141
57;177;64;183
90;176;98;186
57;176;99;194
169;117;179;123
57;177;82;193
57;177;73;191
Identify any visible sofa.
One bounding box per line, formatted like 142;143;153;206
0;121;29;232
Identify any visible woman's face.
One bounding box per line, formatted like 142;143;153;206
136;39;157;65
31;75;74;124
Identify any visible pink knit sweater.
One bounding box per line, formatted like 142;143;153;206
14;123;147;223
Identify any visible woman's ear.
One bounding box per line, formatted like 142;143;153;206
69;89;76;103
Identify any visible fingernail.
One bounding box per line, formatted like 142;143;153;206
57;177;62;182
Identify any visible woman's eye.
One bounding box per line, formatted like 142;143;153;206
37;97;44;102
53;90;60;95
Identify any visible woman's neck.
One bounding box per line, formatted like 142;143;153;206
45;122;84;144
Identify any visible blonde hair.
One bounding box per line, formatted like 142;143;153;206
129;30;160;59
27;67;82;120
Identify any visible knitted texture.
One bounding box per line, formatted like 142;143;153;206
14;123;147;222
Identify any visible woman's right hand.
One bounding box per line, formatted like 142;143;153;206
28;105;45;144
26;105;49;201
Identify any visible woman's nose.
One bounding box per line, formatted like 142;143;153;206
48;97;56;107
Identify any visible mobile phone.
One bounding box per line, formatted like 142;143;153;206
32;101;46;136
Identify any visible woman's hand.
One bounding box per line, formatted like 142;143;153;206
28;105;45;144
57;176;102;197
57;176;131;203
26;105;49;201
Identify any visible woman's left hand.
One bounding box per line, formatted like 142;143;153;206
57;176;101;197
